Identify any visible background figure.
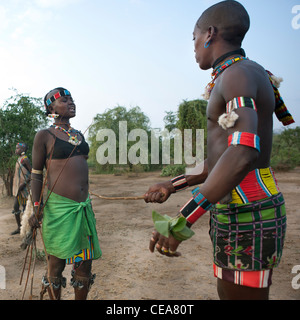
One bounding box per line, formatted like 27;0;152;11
11;142;32;235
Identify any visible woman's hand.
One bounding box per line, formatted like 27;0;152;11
144;181;175;203
28;213;41;229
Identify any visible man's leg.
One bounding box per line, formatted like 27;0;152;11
217;278;270;300
11;197;21;235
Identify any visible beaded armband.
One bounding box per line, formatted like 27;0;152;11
218;96;257;130
226;97;257;112
180;187;212;224
228;131;260;152
171;174;189;192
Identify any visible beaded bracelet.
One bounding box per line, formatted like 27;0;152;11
180;187;212;224
228;131;260;152
171;174;189;192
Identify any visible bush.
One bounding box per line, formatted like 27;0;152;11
161;164;186;177
271;127;300;171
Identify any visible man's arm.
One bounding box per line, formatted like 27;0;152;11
144;160;208;203
201;112;259;204
182;65;260;229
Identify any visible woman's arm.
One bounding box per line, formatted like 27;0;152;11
29;131;47;227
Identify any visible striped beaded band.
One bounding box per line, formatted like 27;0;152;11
180;187;212;224
226;97;257;113
45;89;71;107
228;131;260;152
171;174;189;192
266;70;295;126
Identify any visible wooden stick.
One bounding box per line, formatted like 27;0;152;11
19;241;31;285
90;191;144;200
21;239;33;300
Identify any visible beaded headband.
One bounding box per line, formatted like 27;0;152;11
17;143;26;147
45;89;71;107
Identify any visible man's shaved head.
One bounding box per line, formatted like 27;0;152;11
196;0;250;46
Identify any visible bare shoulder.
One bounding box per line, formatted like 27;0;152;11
218;60;270;102
33;129;51;145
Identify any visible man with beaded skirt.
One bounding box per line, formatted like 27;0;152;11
144;1;294;300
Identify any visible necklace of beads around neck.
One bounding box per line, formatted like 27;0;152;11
51;124;82;146
203;56;248;100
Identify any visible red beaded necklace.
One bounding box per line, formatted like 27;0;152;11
203;56;247;100
51;124;82;146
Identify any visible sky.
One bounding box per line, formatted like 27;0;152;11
0;0;299;135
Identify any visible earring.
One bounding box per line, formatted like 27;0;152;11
48;113;59;119
204;41;211;48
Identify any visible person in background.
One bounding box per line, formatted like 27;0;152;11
11;142;31;235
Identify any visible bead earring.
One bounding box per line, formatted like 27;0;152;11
48;113;59;119
204;41;211;48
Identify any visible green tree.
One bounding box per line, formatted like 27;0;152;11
0;90;48;195
177;99;208;159
177;99;207;134
163;111;177;132
159;99;207;175
88;106;152;173
271;127;300;170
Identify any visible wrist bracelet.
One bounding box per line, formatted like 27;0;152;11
180;187;212;224
171;174;189;192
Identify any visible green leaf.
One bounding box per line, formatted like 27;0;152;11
152;211;171;237
152;210;195;241
154;221;170;238
171;216;186;232
171;227;195;241
152;210;166;223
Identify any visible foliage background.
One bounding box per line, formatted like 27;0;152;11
1;91;299;196
0;90;48;195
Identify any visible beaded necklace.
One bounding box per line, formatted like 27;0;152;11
203;56;248;100
51;124;82;146
202;56;295;126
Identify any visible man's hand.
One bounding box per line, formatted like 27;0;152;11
149;230;181;257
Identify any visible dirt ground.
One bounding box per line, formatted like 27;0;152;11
0;168;299;300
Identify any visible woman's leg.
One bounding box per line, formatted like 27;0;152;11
45;255;66;300
71;260;95;300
